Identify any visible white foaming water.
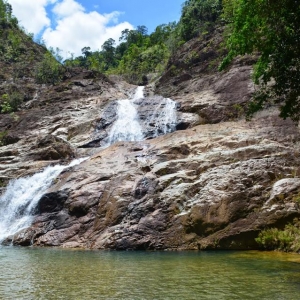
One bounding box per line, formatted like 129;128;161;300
150;97;177;136
107;86;144;144
133;86;145;100
0;158;87;242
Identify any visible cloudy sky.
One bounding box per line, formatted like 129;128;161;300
8;0;183;58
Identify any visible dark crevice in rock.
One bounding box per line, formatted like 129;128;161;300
35;191;69;214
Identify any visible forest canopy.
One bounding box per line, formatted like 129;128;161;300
63;0;223;84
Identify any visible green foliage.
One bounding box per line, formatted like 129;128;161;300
0;0;24;63
35;51;65;84
0;0;47;84
177;0;223;41
0;130;7;146
149;23;176;46
101;38;117;70
65;24;175;84
0;0;17;28
256;220;300;252
0;92;23;113
221;0;300;121
117;43;170;83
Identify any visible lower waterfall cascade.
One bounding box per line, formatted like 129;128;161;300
0;158;87;243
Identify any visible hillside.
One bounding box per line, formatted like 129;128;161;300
0;1;300;251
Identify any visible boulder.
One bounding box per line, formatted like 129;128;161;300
31;135;75;161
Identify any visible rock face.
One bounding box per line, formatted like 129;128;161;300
0;69;131;181
155;26;256;125
2;27;300;250
8;110;300;250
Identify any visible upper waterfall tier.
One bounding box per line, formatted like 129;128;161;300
107;87;145;144
88;86;178;148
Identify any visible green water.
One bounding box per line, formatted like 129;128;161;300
0;248;300;299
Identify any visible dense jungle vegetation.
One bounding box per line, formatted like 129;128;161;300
64;0;223;84
1;0;300;122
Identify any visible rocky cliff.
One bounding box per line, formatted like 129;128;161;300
1;26;300;250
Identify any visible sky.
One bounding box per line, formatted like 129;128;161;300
7;0;184;58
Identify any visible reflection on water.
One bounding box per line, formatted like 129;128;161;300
0;248;300;299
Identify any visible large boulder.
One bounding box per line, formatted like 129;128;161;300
31;135;75;161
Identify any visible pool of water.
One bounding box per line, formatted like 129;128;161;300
0;247;299;299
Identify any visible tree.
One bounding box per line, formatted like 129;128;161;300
61;23;174;84
119;29;130;42
136;25;148;36
177;0;222;41
150;23;176;46
220;0;300;121
81;46;91;58
35;51;64;84
101;38;116;70
0;0;18;27
115;42;128;60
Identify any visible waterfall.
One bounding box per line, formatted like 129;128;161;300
148;97;177;137
105;86;178;145
107;86;144;145
133;86;145;100
0;158;87;242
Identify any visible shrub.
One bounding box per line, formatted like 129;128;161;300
0;130;7;146
0;92;23;113
256;219;300;252
35;52;65;84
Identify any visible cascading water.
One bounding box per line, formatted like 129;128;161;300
0;158;86;242
132;85;144;99
148;97;177;137
106;86;178;145
107;86;144;144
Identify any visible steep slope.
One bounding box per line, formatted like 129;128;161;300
1;24;299;250
0;14;136;186
7;108;300;250
0;69;132;183
155;25;256;124
0;10;47;114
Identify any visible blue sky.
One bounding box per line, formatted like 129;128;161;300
8;0;184;57
69;0;184;33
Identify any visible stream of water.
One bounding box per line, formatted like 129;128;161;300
107;86;144;144
106;86;178;144
0;158;86;243
0;86;178;243
0;248;299;299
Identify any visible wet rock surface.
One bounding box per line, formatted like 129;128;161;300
0;70;131;180
80;93;197;148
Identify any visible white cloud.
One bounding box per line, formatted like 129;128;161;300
52;0;84;18
8;0;134;58
8;0;56;34
43;9;133;58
